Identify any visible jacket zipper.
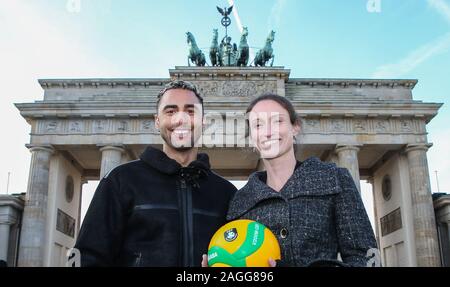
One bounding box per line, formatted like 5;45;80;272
179;178;194;267
134;252;142;267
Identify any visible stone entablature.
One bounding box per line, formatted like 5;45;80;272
27;117;425;137
37;67;418;103
16;67;440;148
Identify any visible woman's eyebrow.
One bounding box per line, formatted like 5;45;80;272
270;113;285;118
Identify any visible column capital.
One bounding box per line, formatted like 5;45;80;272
99;145;126;179
404;143;433;154
334;144;361;193
366;176;375;185
98;144;125;153
25;144;55;154
335;144;362;153
0;215;16;225
80;177;88;185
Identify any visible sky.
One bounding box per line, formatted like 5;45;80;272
0;0;449;227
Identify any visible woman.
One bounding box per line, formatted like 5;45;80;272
204;93;378;267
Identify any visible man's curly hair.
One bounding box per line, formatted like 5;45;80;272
156;80;203;112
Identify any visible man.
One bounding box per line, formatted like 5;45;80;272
75;80;237;266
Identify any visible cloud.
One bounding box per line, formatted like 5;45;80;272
227;0;243;32
226;0;255;61
226;0;286;63
428;0;450;24
428;128;450;193
372;32;450;78
372;0;450;78
0;0;118;195
267;0;287;32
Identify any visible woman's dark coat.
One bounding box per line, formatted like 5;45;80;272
227;157;378;267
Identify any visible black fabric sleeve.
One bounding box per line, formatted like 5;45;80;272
74;176;126;266
334;168;379;267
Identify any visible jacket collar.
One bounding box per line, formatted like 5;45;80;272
227;157;339;220
139;146;211;175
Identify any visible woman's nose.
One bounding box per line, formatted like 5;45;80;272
266;124;272;137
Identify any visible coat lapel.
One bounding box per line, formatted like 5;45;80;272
283;157;340;199
227;157;341;220
227;171;283;220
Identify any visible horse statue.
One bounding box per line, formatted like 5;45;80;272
236;27;249;67
186;32;206;66
254;30;275;67
209;29;220;66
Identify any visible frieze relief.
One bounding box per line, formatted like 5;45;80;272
374;119;390;133
35;117;423;135
192;80;277;98
353;119;367;133
330;119;345;133
300;118;421;134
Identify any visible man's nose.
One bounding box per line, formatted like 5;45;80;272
173;111;190;126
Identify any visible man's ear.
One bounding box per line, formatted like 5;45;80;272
202;115;206;128
155;114;160;130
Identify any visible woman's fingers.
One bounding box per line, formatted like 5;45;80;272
268;258;277;267
201;254;208;267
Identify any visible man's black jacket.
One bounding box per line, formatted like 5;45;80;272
75;146;236;266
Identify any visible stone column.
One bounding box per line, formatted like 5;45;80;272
0;223;10;262
99;145;125;178
405;143;441;266
335;144;361;192
76;177;87;234
326;152;340;166
447;221;450;263
18;145;54;267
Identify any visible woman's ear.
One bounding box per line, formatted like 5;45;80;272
293;121;301;137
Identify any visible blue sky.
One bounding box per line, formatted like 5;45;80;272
27;1;450;80
0;0;449;212
27;1;450;115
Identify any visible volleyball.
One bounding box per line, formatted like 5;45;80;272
207;219;281;267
